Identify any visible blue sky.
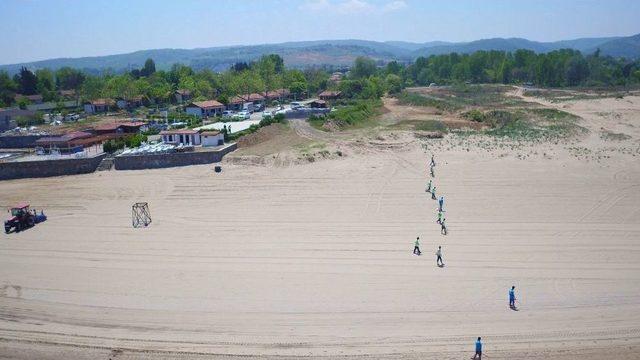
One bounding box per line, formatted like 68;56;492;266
0;0;639;65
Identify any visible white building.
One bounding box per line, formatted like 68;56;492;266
160;129;201;146
200;131;224;147
185;100;225;118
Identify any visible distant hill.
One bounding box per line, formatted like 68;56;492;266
585;34;640;59
410;36;625;57
1;34;638;75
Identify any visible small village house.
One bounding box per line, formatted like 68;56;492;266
228;93;265;111
34;131;94;153
265;88;291;103
174;89;192;104
160;129;202;146
84;99;115;114
185;100;225;118
93;121;146;135
200;131;224;147
116;96;144;110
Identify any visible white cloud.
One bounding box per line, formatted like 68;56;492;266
300;0;407;15
383;0;407;12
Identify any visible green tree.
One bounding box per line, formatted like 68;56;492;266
0;70;17;106
55;67;85;90
352;57;377;79
385;74;403;94
15;67;38;95
141;58;156;77
80;75;105;100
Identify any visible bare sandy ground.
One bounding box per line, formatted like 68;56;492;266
1;94;640;359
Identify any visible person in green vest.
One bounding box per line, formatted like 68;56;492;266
413;237;421;255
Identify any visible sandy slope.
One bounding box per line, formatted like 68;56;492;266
1;94;640;359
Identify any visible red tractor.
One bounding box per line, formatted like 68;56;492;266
4;203;46;234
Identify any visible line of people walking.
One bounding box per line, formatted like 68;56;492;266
415;154;520;359
415;154;447;267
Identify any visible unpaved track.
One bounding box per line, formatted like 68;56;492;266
1;137;640;359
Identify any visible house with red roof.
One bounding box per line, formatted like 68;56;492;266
228;93;265;111
185;100;225;118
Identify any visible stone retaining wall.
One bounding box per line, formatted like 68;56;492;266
0;153;106;181
113;143;236;170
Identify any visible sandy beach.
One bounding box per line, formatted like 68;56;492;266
1;92;640;359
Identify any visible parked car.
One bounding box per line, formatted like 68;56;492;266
234;111;250;120
222;110;234;119
290;102;303;109
253;103;264;112
262;111;273;119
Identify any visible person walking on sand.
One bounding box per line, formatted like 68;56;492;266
413;237;421;256
437;210;443;224
426;179;432;193
430;154;436;167
431;186;437;200
441;218;447;235
430;166;435;178
438;196;444;212
436;246;444;266
472;337;482;360
509;286;516;309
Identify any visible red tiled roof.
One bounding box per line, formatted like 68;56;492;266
189;100;224;109
230;93;265;104
93;121;145;131
69;133;125;146
265;89;291;98
35;131;93;145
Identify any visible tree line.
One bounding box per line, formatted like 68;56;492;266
399;49;640;87
0;55;332;108
2;48;640;109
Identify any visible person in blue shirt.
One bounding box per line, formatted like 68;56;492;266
509;286;516;309
472;337;482;359
438;196;444;212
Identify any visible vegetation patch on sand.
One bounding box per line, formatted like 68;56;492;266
310;99;382;130
600;129;632;141
396;91;460;112
523;87;640;103
483;109;585;140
